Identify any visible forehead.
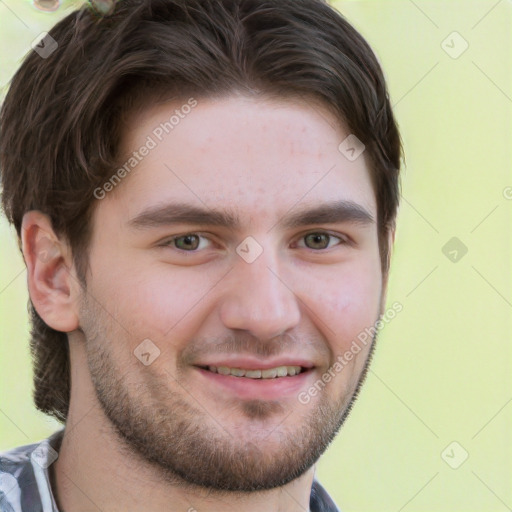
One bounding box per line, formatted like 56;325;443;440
100;95;376;224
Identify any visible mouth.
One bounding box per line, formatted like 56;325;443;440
199;365;306;379
194;361;314;401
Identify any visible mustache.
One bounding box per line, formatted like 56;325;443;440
179;332;330;366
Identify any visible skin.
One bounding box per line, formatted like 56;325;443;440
21;94;392;512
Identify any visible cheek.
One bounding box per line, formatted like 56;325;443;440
89;255;222;345
294;259;382;352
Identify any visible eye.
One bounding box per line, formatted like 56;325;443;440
296;232;346;250
162;233;212;251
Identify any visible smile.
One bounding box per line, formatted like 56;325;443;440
203;365;304;379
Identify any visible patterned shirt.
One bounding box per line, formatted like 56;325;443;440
0;429;340;511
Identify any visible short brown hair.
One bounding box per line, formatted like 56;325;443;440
0;0;402;422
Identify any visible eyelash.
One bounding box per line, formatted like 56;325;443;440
160;231;349;253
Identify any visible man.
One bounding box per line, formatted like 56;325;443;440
0;0;401;510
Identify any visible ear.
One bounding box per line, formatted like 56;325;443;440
21;211;80;332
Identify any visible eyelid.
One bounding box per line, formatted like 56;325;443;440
159;232;215;251
293;230;351;249
303;229;350;241
158;229;352;252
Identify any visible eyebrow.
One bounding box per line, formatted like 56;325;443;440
128;200;374;231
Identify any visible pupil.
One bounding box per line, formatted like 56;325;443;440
178;235;198;250
307;233;328;249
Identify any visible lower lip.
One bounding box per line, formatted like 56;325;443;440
195;367;313;400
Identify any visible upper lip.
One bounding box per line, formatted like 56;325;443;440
194;357;315;370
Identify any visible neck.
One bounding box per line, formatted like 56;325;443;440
52;418;315;512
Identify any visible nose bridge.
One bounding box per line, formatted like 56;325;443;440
219;247;301;339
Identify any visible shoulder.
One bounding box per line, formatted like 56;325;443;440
0;439;40;512
0;430;64;512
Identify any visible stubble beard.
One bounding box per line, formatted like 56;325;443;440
81;297;379;493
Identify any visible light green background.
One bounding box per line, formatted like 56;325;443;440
1;1;511;511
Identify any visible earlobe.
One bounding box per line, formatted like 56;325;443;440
21;211;80;333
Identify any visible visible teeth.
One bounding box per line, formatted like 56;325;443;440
261;368;277;379
206;365;303;379
276;366;288;377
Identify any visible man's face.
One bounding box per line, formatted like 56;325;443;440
78;95;384;491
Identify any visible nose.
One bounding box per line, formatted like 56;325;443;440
219;250;301;341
